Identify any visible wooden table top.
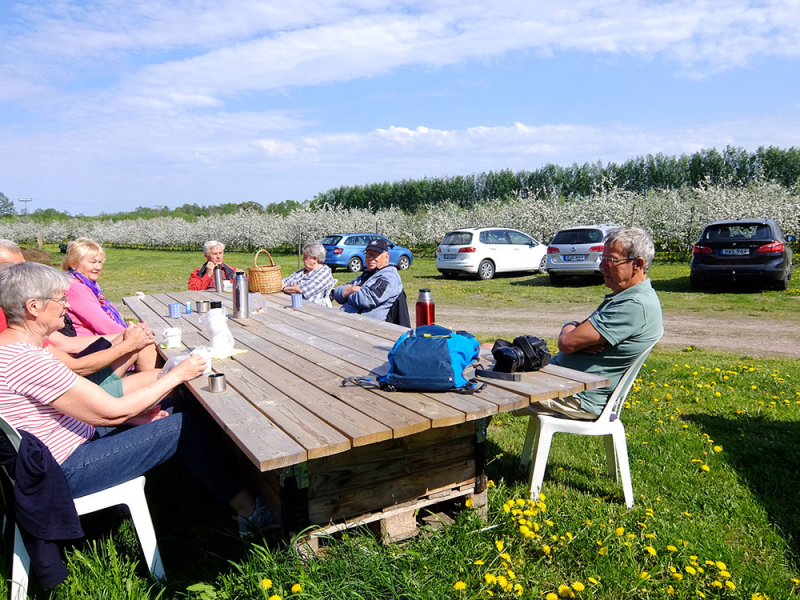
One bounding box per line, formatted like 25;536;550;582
123;291;609;473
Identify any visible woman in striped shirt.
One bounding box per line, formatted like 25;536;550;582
0;262;277;536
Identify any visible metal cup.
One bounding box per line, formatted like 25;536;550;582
208;373;226;393
196;300;210;313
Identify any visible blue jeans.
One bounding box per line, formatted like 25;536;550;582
60;402;245;504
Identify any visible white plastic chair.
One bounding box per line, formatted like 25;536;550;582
519;333;662;509
0;416;165;600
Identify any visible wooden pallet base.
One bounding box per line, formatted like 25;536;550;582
293;482;487;556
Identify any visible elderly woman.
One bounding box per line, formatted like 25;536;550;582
188;240;237;291
0;262;276;535
282;241;335;307
62;238;128;336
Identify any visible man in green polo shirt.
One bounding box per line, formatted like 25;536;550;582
516;227;663;420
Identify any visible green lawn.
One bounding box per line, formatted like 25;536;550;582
4;247;799;599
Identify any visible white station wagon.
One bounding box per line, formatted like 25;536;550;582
436;227;548;280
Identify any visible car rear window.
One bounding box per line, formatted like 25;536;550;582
442;232;473;245
551;229;604;245
702;224;771;240
321;236;341;245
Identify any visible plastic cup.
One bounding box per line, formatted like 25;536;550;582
163;327;182;348
291;293;303;308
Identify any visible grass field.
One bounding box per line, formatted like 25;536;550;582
3;247;799;599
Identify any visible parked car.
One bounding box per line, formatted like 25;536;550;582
546;224;619;284
435;227;547;280
690;219;795;290
320;233;413;272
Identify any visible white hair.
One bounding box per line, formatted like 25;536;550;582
203;240;225;255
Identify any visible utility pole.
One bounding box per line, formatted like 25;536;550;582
18;198;32;221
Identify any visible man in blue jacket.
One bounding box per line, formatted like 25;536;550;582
333;238;403;321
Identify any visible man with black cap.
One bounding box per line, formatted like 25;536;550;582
333;238;403;321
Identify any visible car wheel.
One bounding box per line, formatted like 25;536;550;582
440;270;459;279
347;256;363;272
538;255;547;274
477;260;495;280
397;255;411;270
775;275;789;291
548;272;563;285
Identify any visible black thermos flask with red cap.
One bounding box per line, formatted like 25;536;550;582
415;288;435;326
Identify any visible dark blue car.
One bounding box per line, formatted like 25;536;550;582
321;233;413;272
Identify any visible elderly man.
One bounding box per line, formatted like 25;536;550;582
333;238;403;321
188;240;237;290
0;239;159;397
515;227;663;420
282;241;335;307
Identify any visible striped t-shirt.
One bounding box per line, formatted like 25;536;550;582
0;342;92;463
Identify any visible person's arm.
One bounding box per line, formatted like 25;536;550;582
333;274;360;304
558;320;607;354
50;355;207;427
47;330;118;354
346;272;395;311
188;265;212;290
65;281;127;335
46;326;153;376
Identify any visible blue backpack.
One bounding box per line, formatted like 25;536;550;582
362;325;483;393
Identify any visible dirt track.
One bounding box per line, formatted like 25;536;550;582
431;304;800;359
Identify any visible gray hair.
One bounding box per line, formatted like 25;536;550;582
203;240;225;255
0;262;71;325
605;227;655;273
303;241;327;263
0;239;21;254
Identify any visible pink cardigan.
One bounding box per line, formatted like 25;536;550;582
64;279;127;336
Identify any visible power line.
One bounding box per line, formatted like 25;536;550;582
18;198;32;220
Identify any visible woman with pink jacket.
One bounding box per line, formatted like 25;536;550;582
63;238;128;336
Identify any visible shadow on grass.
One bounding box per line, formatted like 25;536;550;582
690;413;800;559
652;275;780;294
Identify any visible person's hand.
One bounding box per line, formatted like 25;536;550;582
122;324;152;351
283;285;301;295
205;260;216;273
172;354;207;382
126;406;170;426
343;284;360;298
133;321;155;340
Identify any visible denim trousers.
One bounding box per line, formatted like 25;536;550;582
60;402;245;504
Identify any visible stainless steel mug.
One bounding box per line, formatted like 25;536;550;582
208;373;226;393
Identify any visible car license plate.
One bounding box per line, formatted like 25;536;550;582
563;255;587;262
721;248;749;255
444;254;456;259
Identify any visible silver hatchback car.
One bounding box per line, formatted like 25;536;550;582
546;224;619;284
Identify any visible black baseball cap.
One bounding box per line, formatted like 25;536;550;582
366;238;390;254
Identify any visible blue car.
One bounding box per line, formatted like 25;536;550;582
321;233;414;272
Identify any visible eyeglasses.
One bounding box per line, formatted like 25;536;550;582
44;296;69;307
599;256;637;264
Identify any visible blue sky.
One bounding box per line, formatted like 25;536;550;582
1;0;799;215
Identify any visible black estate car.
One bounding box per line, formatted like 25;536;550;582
690;219;795;290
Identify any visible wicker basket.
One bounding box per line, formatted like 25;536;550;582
248;249;283;293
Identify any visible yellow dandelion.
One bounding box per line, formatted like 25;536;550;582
466;498;473;508
725;581;736;590
598;547;607;555
712;581;723;589
454;581;467;591
474;559;484;565
539;492;546;501
261;579;273;590
720;570;731;578
497;575;508;588
572;581;585;591
542;545;551;555
558;583;575;598
485;573;497;585
639;571;649;579
268;596;282;600
546;594;558;600
588;577;598;584
500;552;511;562
495;540;504;552
716;561;727;570
667;585;675;594
291;583;302;593
514;583;523;595
667;544;677;552
685;565;697;575
615;527;625;536
713;445;722;452
701;465;710;472
645;546;657;556
672;573;683;580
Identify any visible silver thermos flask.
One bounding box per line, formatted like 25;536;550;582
233;271;249;318
213;265;224;292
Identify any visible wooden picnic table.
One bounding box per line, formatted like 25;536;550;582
123;290;608;546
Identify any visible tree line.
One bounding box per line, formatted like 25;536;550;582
2;146;799;222
311;145;800;212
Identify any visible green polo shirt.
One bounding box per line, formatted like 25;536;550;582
551;278;663;415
